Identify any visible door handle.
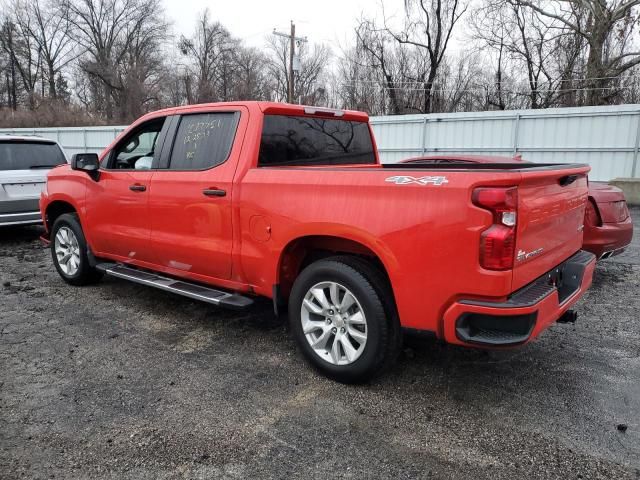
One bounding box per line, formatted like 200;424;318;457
129;184;146;192
202;188;226;197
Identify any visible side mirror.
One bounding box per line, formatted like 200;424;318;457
71;153;100;180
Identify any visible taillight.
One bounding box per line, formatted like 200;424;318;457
614;201;629;222
584;199;602;227
473;187;518;270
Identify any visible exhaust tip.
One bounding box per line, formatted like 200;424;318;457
557;310;578;324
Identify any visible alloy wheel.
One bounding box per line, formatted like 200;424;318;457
54;226;81;276
300;281;368;365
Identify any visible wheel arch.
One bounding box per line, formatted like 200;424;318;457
274;232;398;309
45;199;78;232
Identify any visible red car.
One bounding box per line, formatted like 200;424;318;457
40;102;595;382
402;155;633;260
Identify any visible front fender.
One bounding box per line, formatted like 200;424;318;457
41;166;88;233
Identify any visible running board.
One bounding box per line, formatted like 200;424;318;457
96;263;253;310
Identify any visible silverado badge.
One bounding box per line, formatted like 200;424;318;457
517;248;544;262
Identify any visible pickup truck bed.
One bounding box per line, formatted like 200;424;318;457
40;101;595;382
243;160;591;326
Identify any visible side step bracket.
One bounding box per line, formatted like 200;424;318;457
96;263;253;310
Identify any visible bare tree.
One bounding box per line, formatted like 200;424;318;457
347;10;478;115
178;10;272;104
232;46;271;100
437;54;481;112
384;0;468;113
13;0;76;99
472;1;554;108
335;40;387;114
0;14;41;108
354;19;404;114
0;19;19;109
551;26;586;106
178;9;235;103
66;0;169;120
518;0;640;104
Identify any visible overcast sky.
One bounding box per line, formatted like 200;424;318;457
165;0;404;50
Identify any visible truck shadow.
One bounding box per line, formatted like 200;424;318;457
51;270;601;437
100;272;590;369
51;239;621;408
102;274;586;399
0;224;44;244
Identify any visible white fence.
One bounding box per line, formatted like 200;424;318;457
0;125;127;158
370;104;640;181
2;104;640;181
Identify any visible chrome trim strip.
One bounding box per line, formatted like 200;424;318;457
0;210;41;218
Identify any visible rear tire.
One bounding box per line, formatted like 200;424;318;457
288;257;399;383
51;213;103;286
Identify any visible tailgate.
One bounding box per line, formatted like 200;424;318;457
513;166;589;290
0;170;48;202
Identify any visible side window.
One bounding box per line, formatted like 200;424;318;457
108;117;166;170
168;112;240;170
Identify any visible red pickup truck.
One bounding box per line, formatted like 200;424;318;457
40;102;596;382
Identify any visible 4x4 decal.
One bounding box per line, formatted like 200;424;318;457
385;175;449;186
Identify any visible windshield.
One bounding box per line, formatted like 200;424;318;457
0;141;67;171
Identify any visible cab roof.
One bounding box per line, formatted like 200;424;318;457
139;101;369;123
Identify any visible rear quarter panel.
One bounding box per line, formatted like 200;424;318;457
238;167;527;333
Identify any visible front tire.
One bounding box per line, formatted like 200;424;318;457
51;213;103;286
288;257;398;383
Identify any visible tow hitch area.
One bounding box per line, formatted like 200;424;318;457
557;310;578;324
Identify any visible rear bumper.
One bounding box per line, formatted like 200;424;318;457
583;217;633;259
442;250;596;347
0;211;42;226
0;198;42;226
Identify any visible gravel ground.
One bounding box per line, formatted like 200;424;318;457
1;209;639;479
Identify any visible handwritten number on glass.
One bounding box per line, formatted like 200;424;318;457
183;117;223;161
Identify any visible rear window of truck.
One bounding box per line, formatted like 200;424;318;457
258;115;375;167
0;141;66;170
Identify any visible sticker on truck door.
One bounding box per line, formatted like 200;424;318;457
385;175;449;186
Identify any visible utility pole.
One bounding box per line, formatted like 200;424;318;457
273;22;307;103
289;22;295;104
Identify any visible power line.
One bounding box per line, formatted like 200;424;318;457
339;82;640;95
339;74;640;86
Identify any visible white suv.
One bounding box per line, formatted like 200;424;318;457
0;136;68;227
